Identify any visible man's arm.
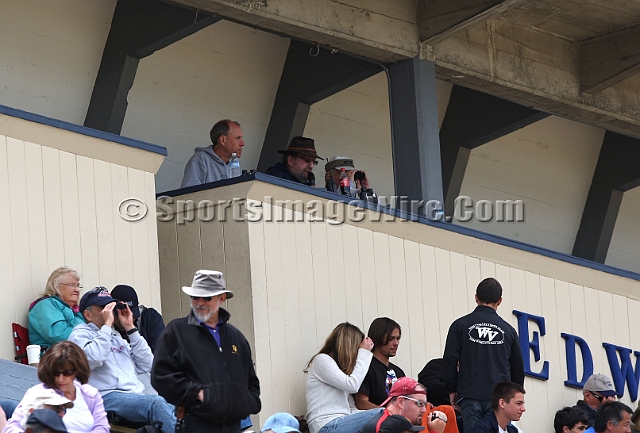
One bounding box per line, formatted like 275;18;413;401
117;306;153;373
509;330;525;386
68;324;112;370
151;322;201;407
180;154;207;188
442;321;462;409
354;391;379;410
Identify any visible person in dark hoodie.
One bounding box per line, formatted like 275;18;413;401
265;136;321;186
442;278;524;431
181;119;245;188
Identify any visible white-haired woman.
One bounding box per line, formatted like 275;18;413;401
28;267;85;347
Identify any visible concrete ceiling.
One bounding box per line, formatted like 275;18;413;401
165;0;640;138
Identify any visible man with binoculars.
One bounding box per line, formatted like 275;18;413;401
324;156;377;203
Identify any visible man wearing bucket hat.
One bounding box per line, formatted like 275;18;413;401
573;374;620;427
68;287;176;431
152;270;261;433
265;136;321;185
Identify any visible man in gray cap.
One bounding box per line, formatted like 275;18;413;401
152;270;261;433
573;373;620;427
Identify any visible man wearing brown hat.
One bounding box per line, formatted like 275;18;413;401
265;136;321;185
573;373;620;427
152;270;261;433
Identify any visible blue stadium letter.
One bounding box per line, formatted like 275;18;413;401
561;333;594;388
513;310;549;380
602;343;640;401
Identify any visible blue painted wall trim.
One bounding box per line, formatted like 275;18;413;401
0;104;167;156
158;172;640;283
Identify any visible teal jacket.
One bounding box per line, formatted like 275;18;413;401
28;296;85;346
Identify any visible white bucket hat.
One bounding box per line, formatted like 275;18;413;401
182;270;234;299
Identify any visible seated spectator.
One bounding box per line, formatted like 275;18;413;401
181;119;245;187
261;413;301;433
265;137;321;186
573;374;619;427
631;404;640;432
4;341;109;433
324;156;371;197
584;401;632;433
417;358;451;408
466;381;526;433
305;322;380;433
110;285;165;353
353;318;458;433
68;287;175;431
24;409;69;433
554;407;589;433
358;377;440;433
28;267;85;347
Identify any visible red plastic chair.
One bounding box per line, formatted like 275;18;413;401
12;323;30;364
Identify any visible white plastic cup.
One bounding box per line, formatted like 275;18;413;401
26;345;40;365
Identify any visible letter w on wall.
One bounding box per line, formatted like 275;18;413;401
602;343;640;401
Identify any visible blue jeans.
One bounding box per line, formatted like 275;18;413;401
102;391;176;431
318;409;383;433
0;399;18;419
460;398;492;431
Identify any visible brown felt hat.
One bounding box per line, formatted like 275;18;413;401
277;136;322;160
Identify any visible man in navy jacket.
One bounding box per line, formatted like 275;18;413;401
467;381;526;433
442;278;525;430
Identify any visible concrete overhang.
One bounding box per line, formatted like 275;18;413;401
164;0;640;138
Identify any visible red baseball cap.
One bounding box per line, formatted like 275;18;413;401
381;377;427;406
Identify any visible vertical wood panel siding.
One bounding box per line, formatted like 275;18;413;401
158;187;640;432
0;132;161;362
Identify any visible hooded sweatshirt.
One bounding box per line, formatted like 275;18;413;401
181;146;232;188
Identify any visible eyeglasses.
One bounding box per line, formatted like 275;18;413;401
589;391;604;402
48;405;67;415
59;283;83;289
190;296;213;302
55;370;75;377
296;154;318;165
401;396;427;407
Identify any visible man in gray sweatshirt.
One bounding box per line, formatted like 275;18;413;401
69;287;175;431
181;119;245;187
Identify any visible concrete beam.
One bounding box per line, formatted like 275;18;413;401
427;19;640;139
572;132;640;263
166;0;419;62
417;0;526;45
258;41;382;172
579;23;640;95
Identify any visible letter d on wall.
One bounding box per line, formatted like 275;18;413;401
513;310;549;380
561;333;594;388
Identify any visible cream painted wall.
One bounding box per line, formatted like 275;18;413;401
0;0;115;124
158;181;640;432
607;186;640;270
456;116;605;254
0;125;162;362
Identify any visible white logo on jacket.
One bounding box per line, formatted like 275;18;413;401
468;323;505;344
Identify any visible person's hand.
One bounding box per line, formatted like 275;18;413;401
359;337;374;351
116;303;135;331
197;389;204;403
427;411;448;433
449;392;460;412
356;171;370;190
101;302;116;328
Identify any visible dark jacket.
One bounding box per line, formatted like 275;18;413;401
417;358;450;407
443;305;524;401
573;400;597;427
265;163;302;183
151;308;261;424
467;412;519;433
138;306;165;353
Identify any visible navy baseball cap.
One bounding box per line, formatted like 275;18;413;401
111;285;140;319
79;287;118;312
27;409;68;433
